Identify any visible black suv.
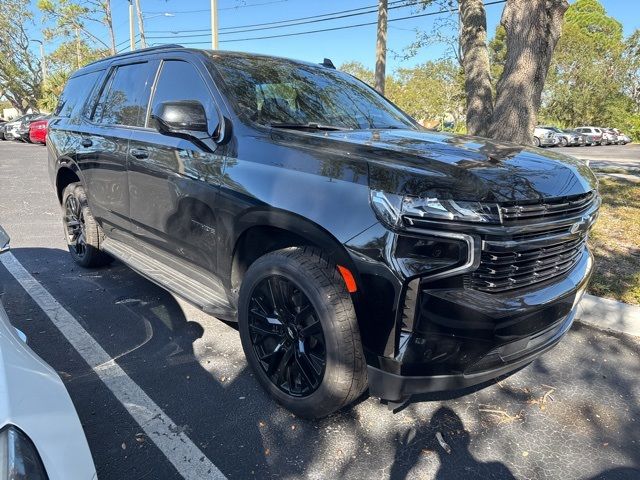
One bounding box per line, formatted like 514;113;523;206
48;45;599;418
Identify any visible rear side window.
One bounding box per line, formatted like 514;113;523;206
149;60;216;127
93;62;154;127
55;71;102;118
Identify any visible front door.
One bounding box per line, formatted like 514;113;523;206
127;58;225;274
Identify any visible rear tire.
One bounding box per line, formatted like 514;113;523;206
61;183;113;268
238;246;367;418
559;137;568;147
533;137;541;147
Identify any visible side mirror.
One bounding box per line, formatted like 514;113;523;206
151;100;210;135
0;225;9;254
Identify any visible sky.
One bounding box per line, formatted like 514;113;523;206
28;0;640;72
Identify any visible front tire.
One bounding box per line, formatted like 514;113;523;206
61;183;113;268
238;247;367;418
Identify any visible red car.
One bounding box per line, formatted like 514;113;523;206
29;118;49;144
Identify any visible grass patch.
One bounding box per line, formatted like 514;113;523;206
588;177;640;305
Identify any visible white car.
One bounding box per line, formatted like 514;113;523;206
0;226;96;479
611;129;631;145
533;127;558;147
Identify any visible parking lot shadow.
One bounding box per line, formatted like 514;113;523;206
387;406;515;480
3;247;273;479
4;247;640;480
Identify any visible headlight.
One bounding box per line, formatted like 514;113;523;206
370;190;501;228
0;426;48;480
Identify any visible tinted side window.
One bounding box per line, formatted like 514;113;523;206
150;60;216;128
55;70;102;118
93;62;154;127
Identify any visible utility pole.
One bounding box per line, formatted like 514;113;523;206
375;0;388;95
75;27;81;69
211;0;219;49
31;39;46;82
129;0;135;51
135;0;147;48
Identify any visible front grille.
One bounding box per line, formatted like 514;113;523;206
499;191;595;223
469;191;597;293
470;234;587;292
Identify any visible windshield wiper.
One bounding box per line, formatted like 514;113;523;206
268;122;351;131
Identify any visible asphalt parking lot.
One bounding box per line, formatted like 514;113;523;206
0;141;639;480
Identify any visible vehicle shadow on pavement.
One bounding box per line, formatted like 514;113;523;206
4;247;640;480
2;247;271;479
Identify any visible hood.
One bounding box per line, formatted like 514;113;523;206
281;129;598;202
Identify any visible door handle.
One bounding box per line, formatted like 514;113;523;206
81;138;93;148
130;148;149;159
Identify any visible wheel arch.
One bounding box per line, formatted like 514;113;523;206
54;157;84;203
228;210;359;290
226;209;365;324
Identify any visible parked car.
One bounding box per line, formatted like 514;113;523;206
562;129;587;146
3;118;22;140
0;121;7;141
0;225;97;479
17;114;46;142
4;114;41;141
575;127;603;146
533;127;558;147
538;126;583;147
48;46;600;418
600;128;617;145
29;115;51;144
613;129;631;144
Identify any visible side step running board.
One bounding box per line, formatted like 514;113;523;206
102;237;236;319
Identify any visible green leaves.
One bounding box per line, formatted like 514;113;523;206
540;0;639;137
341;59;464;129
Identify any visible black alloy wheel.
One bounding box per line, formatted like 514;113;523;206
64;193;87;259
247;274;326;397
238;247;367;418
61;183;112;268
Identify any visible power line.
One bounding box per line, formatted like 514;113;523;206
146;0;412;35
147;0;506;45
145;0;290;15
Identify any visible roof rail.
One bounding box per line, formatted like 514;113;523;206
83;44;185;68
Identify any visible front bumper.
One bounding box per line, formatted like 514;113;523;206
366;250;592;401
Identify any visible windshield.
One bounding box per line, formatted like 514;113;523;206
208;53;417;130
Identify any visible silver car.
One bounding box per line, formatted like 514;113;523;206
575;127;603;146
538;126;583;147
533;127;558;147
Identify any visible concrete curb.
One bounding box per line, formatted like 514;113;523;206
575;294;640;337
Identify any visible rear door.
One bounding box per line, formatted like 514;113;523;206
81;60;157;239
127;56;225;274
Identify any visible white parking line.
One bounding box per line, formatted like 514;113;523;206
0;252;227;480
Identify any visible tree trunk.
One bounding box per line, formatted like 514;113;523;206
488;0;569;144
459;0;493;137
105;0;116;55
375;0;388;95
